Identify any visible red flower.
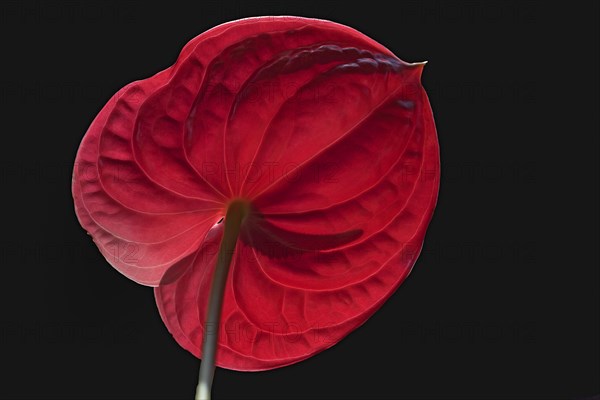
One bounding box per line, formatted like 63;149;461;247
72;16;439;374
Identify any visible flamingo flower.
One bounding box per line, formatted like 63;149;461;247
72;16;439;398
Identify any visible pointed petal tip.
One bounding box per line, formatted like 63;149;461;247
408;61;427;80
412;61;428;70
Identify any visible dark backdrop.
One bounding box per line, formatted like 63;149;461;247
1;1;598;399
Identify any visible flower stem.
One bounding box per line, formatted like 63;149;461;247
196;200;250;400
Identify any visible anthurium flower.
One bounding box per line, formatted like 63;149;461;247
72;16;439;398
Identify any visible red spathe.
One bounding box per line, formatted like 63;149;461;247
72;16;440;371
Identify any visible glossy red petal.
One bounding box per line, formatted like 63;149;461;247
74;16;439;370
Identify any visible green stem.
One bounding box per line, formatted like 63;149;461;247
196;200;250;400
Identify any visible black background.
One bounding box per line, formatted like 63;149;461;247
1;1;598;399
